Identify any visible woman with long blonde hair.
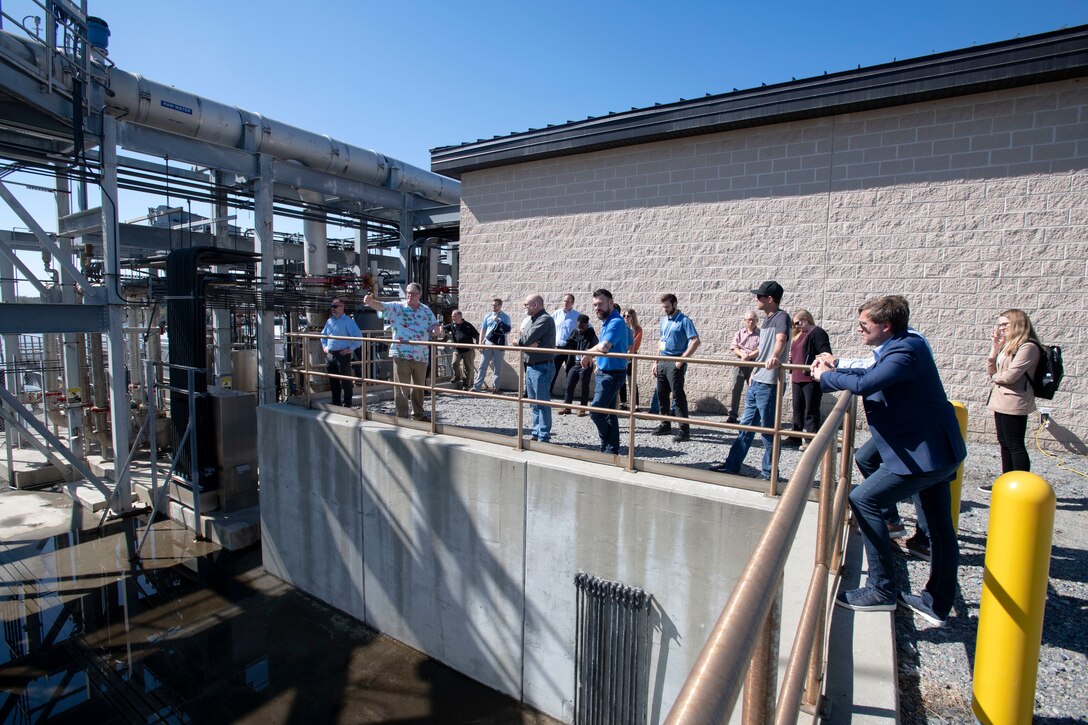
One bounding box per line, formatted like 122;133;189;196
984;308;1041;482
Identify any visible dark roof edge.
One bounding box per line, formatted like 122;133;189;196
431;25;1088;179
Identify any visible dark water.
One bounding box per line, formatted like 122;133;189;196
0;500;556;724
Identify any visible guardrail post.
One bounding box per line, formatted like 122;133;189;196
626;357;637;472
146;359;157;505
742;577;781;724
802;444;838;710
187;367;202;539
303;334;312;409
361;334;370;418
950;401;968;532
971;472;1054;725
515;347;524;450
429;341;437;434
768;367;786;496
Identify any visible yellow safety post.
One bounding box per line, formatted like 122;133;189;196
971;472;1055;725
950;401;968;532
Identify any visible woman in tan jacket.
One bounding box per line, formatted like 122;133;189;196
985;308;1041;479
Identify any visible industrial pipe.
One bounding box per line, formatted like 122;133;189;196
297;187;328;277
0;30;460;207
104;70;460;206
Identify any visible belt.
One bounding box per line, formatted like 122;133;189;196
529;360;552;367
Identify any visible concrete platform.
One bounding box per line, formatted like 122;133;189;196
61;479;142;512
0;444;70;488
3;441;262;551
823;528;899;723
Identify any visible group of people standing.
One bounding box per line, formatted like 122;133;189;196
322;281;1051;630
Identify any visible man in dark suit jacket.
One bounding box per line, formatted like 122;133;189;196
814;295;966;626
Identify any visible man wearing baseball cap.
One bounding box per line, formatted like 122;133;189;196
712;281;791;479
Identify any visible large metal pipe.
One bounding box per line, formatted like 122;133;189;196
104;70;460;206
0;30;459;206
297;188;328;277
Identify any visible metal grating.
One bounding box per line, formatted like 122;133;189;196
574;572;652;725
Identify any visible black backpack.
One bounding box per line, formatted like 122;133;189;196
1029;341;1064;400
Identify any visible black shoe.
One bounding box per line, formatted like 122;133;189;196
672;429;690;442
726;414;738;424
652;424;672;436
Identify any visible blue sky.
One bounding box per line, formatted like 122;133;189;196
2;0;1086;290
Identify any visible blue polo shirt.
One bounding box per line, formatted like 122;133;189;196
597;309;628;372
659;311;698;356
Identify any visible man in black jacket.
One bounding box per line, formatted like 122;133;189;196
557;315;599;416
442;309;479;390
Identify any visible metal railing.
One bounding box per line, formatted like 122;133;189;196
665;391;858;724
287;331;830;496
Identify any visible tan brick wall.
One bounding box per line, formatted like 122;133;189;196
456;79;1088;448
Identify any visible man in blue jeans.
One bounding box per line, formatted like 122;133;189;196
516;294;556;442
580;288;629;455
712;281;790;479
813;295;966;626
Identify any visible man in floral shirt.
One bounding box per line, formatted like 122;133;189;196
364;283;442;420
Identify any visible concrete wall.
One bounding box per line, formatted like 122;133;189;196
456;78;1088;451
258;404;818;723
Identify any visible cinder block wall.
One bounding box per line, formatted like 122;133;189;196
456;79;1087;448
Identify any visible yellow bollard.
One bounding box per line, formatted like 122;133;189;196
950;401;968;532
971;472;1055;725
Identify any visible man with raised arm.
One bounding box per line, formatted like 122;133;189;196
364;283;442;421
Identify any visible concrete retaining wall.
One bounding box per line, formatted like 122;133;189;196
258;403;820;723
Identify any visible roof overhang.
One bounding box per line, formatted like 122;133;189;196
431;25;1088;178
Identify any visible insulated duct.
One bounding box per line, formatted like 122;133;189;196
105;70;460;206
0;31;459;206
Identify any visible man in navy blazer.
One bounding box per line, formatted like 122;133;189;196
813;295;966;626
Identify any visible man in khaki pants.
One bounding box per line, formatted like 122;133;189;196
364;283;442;420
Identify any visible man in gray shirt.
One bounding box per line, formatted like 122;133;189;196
713;281;791;479
517;294;557;442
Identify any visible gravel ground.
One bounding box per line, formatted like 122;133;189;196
895;430;1088;724
374;389;1088;723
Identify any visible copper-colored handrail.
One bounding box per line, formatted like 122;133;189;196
664;391;856;725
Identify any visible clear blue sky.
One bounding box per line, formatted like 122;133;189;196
2;0;1086;290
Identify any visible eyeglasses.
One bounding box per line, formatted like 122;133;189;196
331;304;343;309
856;321;872;332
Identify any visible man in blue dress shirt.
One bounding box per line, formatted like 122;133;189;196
551;293;581;395
321;298;362;407
813;295;966;626
580;289;629;455
652;293;701;442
